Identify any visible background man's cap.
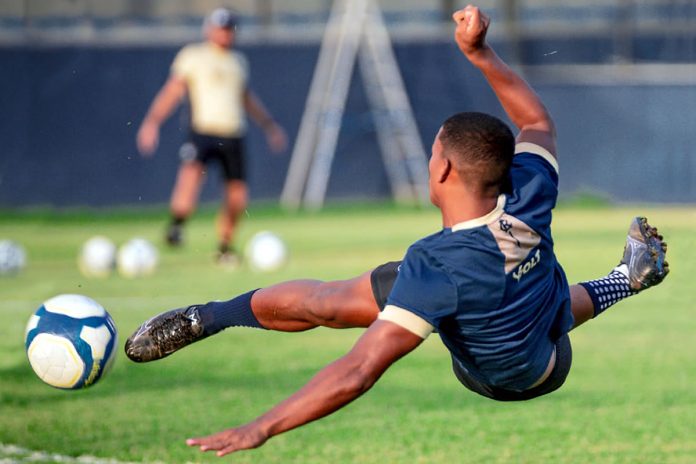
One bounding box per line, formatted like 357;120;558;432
207;7;238;29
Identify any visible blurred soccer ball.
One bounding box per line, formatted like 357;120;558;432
0;239;26;275
117;238;158;278
25;294;118;389
245;231;288;272
78;236;116;278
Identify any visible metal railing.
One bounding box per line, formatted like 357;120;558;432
1;0;695;64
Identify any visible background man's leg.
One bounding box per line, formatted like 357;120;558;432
217;179;247;261
167;162;205;246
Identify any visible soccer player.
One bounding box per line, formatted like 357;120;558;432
126;6;669;456
137;7;287;265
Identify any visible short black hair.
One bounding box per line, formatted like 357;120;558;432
438;112;515;194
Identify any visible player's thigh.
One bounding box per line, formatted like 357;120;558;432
308;270;380;327
312;261;401;327
217;137;246;183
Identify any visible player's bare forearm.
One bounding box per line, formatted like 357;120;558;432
470;47;553;135
137;76;187;155
186;320;423;456
185;356;373;456
142;76;186;127
244;89;288;152
244;89;276;129
453;6;555;148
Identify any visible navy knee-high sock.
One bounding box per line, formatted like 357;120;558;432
196;289;266;336
579;264;637;318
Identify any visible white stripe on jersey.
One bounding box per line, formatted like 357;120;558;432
515;142;559;173
379;305;434;339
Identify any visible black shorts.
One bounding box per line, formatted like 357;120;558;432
369;260;573;401
370;261;401;310
179;132;246;181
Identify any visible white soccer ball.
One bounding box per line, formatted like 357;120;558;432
117;238;158;278
78;236;116;278
245;231;288;272
25;294;118;389
0;240;26;275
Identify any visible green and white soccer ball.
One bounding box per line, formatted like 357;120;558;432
117;238;158;278
78;236;116;278
25;294;118;389
245;231;288;272
0;239;26;275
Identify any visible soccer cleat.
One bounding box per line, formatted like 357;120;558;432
621;217;669;291
125;305;207;362
165;223;183;247
216;249;241;270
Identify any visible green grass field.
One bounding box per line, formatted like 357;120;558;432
1;204;694;463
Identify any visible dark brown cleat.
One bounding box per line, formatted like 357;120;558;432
621;217;669;291
125;305;206;362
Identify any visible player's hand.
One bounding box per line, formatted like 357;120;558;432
136;120;160;157
452;5;491;57
265;123;288;154
186;424;268;457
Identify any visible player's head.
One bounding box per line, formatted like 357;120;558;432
205;7;238;48
430;112;514;205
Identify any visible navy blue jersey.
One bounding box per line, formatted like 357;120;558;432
382;143;574;391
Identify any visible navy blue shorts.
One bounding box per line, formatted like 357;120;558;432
451;334;572;401
179;132;246;181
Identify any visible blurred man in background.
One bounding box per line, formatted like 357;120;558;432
137;7;287;266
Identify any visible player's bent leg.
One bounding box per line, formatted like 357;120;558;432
125;271;379;362
572;216;669;328
568;284;595;329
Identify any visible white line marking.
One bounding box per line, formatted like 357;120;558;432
0;443;163;464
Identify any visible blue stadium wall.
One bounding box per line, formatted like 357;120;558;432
1;40;694;208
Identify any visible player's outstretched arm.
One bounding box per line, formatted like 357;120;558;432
453;6;556;157
136;76;187;156
186;320;424;457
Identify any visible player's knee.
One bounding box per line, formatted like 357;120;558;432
301;282;339;324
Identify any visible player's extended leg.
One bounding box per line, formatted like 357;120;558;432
251;272;379;331
216;179;247;264
569;217;669;329
125;271;379;362
167;161;205;246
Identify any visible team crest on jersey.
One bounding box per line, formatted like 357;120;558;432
499;219;521;247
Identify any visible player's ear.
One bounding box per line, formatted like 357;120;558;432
437;158;452;183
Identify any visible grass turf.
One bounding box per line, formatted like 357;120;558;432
0;204;694;463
